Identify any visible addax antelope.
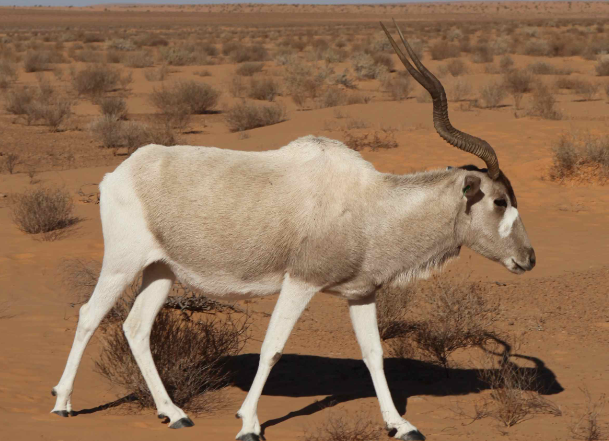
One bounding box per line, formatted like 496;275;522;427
52;21;535;441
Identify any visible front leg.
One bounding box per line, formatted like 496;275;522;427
236;275;318;441
348;295;426;441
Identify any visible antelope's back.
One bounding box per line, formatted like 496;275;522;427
122;136;379;286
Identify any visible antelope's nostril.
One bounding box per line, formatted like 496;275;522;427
528;248;536;269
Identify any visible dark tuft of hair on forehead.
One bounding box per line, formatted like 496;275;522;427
458;165;517;208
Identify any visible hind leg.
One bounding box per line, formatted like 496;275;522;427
122;262;192;428
51;261;140;416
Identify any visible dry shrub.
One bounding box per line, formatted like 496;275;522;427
527;61;572;76
430;40;460;60
575;80;601;101
23;50;50;72
345;93;371;105
555;76;582;91
125;121;179;152
135;34;168;48
371;53;394;72
343;129;398;152
303;410;384;441
235;62;264;77
30;98;72;132
95;306;249;413
71;49;104;63
284;63;324;109
248;78;280;102
144;65;169;82
502;69;535;109
332;69;357;90
150;80;219;128
441;58;468;77
1;153;20;174
230;44;268;63
569;388;608;441
316;87;346;109
549;132;609;183
98;96;127;120
89;116;179;150
479;81;507;109
596;56;609;77
0;59;17;89
10;187;79;239
4;82;71;131
351;52;387;80
89;115;124;148
471;44;494;63
523;39;551;56
447;77;473;102
159;45;212;66
383;74;412;101
72;64;121;98
124;51;154;68
499;55;514;70
416;89;432;103
4;85;37;116
106;38;136;52
387;277;500;371
472;353;562;427
224;101;287;132
376;285;414;341
105;50;124;64
528;83;561;120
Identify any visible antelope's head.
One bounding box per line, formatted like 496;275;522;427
382;21;536;274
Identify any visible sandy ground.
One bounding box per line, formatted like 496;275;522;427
1;3;609;441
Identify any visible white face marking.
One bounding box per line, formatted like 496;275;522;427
499;206;519;238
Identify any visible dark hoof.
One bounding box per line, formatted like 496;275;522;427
237;435;260;441
51;388;57;397
52;410;70;418
402;430;426;441
158;413;167;419
169;417;195;429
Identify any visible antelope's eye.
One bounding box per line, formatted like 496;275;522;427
494;199;507;208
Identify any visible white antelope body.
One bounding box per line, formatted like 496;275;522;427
52;23;536;441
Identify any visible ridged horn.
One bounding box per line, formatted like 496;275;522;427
381;20;500;180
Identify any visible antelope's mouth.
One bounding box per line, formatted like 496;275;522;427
506;258;528;274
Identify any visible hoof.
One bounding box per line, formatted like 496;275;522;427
51;388;57;397
158;413;167;419
237;434;261;441
52;410;70;418
169;417;195;429
402;430;426;441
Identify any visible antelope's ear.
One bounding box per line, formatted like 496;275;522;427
463;175;481;199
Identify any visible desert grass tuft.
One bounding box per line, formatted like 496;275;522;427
549;132;609;183
95;305;249;414
10;187;80;240
224;101;287;132
303;409;385;441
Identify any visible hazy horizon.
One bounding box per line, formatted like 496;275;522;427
0;0;570;8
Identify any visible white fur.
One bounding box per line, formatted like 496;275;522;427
52;136;531;439
236;275;318;438
499;206;519;238
349;298;419;438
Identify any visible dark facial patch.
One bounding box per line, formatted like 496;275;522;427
459;164;517;208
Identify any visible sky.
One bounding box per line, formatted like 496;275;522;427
0;0;547;7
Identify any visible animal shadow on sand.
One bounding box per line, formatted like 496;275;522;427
72;337;563;435
225;337;563;437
